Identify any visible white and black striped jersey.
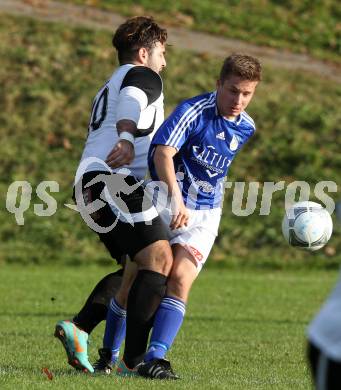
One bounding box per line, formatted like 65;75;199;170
79;64;164;179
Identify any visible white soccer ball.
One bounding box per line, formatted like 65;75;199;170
282;201;333;251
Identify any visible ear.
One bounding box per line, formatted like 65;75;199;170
137;47;149;65
216;79;221;89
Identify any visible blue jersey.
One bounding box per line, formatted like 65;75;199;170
148;91;256;209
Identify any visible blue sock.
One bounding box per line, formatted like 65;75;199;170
103;298;126;362
144;296;186;362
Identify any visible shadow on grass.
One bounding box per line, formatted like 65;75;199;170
0;364;90;377
186;315;307;325
0;312;74;318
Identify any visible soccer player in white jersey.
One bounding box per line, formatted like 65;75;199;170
54;17;176;376
56;52;261;380
307;203;341;390
135;53;262;378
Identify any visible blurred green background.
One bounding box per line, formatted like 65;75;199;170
0;1;340;267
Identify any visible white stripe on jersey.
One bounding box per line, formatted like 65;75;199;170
241;111;256;128
168;94;216;149
116;86;148;123
166;94;216;149
242;110;255;123
166;96;208;146
80;64;164;179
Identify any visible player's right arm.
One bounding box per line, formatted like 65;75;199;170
106;67;163;168
105;120;136;168
153;145;189;230
150;100;201;229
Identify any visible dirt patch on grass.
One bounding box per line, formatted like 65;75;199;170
1;0;340;82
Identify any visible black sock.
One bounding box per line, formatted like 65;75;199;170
123;270;167;368
72;269;124;334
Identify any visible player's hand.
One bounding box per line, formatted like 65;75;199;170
170;196;189;230
105;140;135;168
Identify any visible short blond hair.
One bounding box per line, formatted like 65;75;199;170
219;54;262;82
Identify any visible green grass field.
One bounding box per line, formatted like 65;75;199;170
0;3;339;389
0;264;338;389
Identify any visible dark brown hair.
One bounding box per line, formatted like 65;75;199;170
219;54;262;82
112;16;167;64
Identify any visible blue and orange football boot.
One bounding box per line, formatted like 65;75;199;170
54;320;94;373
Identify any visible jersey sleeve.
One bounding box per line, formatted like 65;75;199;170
116;67;163;124
236;112;256;149
151;101;200;151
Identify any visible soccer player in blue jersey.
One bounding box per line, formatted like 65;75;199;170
60;53;261;379
136;53;262;378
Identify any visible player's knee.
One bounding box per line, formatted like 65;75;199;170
135;240;173;275
167;259;197;301
153;243;173;275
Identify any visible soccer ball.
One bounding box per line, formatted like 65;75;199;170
282;201;333;251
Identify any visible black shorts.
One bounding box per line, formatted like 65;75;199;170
308;340;341;390
73;171;168;263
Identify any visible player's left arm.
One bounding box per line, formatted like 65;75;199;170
153;145;189;230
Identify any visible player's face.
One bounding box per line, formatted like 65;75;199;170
146;41;167;74
216;75;258;120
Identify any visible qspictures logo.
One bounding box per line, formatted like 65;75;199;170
4;157;339;233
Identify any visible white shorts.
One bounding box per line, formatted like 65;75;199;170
158;207;221;271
